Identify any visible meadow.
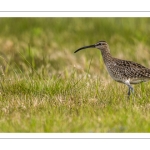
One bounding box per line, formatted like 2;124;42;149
0;18;150;132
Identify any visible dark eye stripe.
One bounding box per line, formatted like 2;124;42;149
96;41;107;46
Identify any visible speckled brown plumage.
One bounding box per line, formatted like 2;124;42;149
74;41;150;97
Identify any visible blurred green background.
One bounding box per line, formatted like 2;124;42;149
0;18;150;76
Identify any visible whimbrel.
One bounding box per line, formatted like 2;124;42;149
74;41;150;97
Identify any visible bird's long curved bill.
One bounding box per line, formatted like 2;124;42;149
74;44;95;53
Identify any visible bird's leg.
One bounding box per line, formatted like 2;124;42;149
125;80;134;98
127;85;134;96
128;87;131;96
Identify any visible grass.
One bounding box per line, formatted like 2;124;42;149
0;18;150;132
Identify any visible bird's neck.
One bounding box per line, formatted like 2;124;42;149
100;48;113;64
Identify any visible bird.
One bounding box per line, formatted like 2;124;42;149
74;41;150;97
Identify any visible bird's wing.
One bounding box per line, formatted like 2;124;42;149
114;58;150;79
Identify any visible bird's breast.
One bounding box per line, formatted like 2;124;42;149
104;62;123;82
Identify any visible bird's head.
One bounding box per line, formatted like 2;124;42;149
74;41;109;53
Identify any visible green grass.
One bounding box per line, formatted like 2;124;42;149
0;18;150;132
